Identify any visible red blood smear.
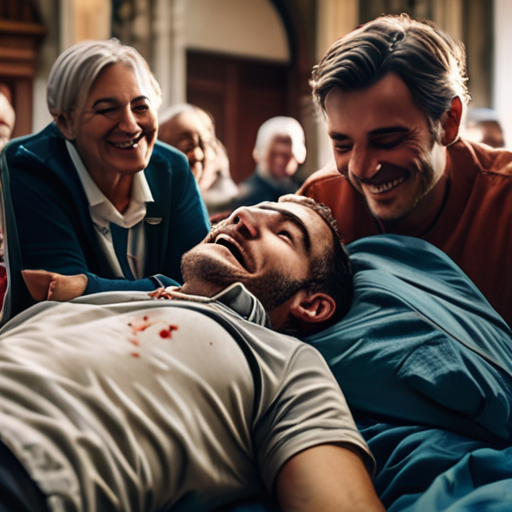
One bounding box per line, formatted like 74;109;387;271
131;353;140;358
159;329;171;338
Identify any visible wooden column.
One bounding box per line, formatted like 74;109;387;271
0;3;45;137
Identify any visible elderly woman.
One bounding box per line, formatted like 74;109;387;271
2;39;210;298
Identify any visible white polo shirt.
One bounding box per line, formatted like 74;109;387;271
0;285;374;511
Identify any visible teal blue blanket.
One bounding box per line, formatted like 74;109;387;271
228;235;512;511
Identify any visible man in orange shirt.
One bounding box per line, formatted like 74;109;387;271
299;14;512;326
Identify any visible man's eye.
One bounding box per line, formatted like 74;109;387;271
372;136;406;149
278;230;293;241
333;143;352;153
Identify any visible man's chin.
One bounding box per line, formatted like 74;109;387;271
366;199;410;223
181;249;242;289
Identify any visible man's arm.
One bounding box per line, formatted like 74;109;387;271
276;444;385;512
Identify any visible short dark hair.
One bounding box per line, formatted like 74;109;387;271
311;14;469;130
278;194;353;325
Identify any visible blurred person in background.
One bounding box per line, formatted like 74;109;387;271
2;39;210;300
0;84;15;308
158;104;238;216
462;107;506;148
158;103;210;182
230;116;306;208
0;84;15;151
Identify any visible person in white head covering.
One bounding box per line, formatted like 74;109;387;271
231;116;307;208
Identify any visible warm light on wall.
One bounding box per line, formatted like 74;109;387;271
75;0;112;42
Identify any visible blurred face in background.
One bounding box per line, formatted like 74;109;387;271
263;135;299;180
158;110;214;181
0;88;15;151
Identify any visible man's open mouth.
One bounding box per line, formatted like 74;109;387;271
214;236;248;270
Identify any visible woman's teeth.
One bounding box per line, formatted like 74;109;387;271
112;140;138;149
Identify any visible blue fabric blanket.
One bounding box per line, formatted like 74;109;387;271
228;235;512;511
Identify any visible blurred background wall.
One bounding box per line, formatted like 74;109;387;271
0;0;509;182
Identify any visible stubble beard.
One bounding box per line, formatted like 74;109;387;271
181;249;307;311
363;156;439;224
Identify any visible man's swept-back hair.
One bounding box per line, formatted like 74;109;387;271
47;38;162;118
311;14;470;126
278;194;353;325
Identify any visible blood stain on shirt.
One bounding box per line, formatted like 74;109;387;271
159;325;178;339
129;316;153;334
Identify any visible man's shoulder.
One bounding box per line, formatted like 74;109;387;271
452;139;512;178
298;165;349;197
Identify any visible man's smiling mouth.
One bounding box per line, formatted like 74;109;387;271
365;176;405;194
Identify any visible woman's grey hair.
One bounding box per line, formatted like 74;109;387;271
311;14;470;131
47;38;162;117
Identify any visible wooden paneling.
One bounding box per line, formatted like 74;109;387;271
0;1;45;137
187;50;293;183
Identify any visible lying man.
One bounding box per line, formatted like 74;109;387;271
0;195;384;512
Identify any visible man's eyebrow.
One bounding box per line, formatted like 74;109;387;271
328;131;350;141
329;126;410;140
92;95;149;108
256;204;311;253
368;126;410;137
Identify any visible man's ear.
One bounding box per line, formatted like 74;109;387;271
441;96;463;146
54;112;76;141
289;290;337;332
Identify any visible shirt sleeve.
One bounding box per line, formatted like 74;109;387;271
253;343;375;492
84;273;179;295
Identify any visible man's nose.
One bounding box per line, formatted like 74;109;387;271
347;147;379;181
230;207;259;238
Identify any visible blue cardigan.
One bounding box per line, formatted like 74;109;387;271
4;123;210;294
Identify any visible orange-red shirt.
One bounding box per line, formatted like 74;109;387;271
299;139;512;326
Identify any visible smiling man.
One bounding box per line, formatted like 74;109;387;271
299;14;512;326
8;195;382;512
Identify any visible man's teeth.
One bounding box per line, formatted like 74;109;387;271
366;176;405;194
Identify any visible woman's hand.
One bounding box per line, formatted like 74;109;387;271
22;270;88;302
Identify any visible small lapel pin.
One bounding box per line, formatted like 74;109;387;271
145;217;162;225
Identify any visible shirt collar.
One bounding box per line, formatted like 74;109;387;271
162;283;271;327
65;140;154;227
